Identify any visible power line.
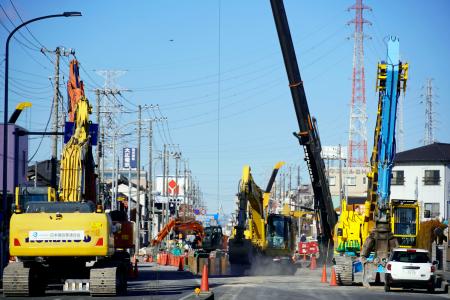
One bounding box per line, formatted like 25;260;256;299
0;4;40;49
28;95;53;162
8;0;46;49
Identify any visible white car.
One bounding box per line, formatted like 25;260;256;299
385;248;436;293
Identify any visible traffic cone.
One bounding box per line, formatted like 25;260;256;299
330;266;338;286
321;264;328;283
200;264;209;292
310;255;317;270
177;256;184;271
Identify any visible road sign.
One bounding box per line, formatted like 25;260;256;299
64;122;98;145
123;147;137;169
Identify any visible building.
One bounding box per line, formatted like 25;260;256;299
327;166;370;209
390;143;450;221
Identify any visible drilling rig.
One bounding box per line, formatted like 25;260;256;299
269;0;337;260
334;37;417;286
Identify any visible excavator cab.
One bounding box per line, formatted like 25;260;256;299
266;214;294;252
202;226;223;252
390;199;419;247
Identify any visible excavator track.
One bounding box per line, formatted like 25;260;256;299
334;256;354;286
3;262;45;297
89;265;126;297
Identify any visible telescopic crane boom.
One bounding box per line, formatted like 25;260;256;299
269;0;337;253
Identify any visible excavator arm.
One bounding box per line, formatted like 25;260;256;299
59;60;96;203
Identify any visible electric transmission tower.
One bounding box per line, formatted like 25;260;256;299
422;78;436;145
347;0;371;168
92;70;131;182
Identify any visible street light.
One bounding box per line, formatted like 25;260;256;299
2;11;82;205
1;11;81;274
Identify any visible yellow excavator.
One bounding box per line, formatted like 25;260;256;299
228;162;298;274
3;60;133;296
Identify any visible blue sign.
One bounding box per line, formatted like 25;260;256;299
123;147;137;169
64;122;98;146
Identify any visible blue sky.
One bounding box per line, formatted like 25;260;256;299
1;0;449;214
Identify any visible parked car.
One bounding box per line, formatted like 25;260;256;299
385;248;436;293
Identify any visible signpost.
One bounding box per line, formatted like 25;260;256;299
123;147;137;169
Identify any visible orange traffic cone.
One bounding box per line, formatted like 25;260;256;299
310;255;317;270
200;264;209;292
321;264;328;283
330;266;338;286
177;256;184;271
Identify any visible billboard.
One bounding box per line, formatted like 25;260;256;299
64;122;98;145
322;146;347;160
155;176;187;197
195;213;219;227
123;147;137;169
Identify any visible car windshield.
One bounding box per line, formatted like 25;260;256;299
391;251;430;263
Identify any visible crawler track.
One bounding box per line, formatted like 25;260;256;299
3;262;45;297
90;265;126;296
334;256;353;286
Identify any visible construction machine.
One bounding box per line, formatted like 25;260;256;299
269;0;337;261
3;60;134;297
333;37;419;286
228;162;298;274
152;218;204;247
201;225;224;252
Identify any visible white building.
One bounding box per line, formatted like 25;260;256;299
390;143;450;221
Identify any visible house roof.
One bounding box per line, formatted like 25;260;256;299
395;143;450;163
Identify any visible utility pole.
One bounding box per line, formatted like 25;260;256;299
50;47;60;191
288;166;292;193
162;144;167;229
95;89;101;204
95;89;101;175
174;150;181;217
148;119;153;241
183;160;187;218
42;47;74;190
135;105;142;254
165;146;170;227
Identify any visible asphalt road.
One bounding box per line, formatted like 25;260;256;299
0;263;449;299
